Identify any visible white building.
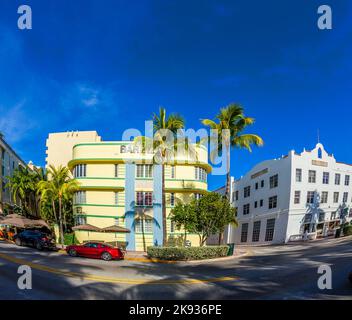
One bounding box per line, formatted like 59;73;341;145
225;143;352;245
0;134;26;213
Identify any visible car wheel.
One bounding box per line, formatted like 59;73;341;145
68;249;77;257
15;238;22;246
101;252;112;261
36;242;43;251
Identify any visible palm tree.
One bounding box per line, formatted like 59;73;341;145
37;165;79;245
202;103;263;199
135;107;187;246
6;166;37;216
202;103;263;243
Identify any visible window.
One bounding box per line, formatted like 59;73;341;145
343;192;348;203
319;211;325;222
135;219;153;233
114;192;118;205
170;220;176;233
268;196;277;209
335;173;341;185
75;216;86;226
333;192;339;203
195;166;207;181
321;191;328;204
170;193;175;207
296;169;302;182
269;174;278;188
261;180;264;188
170;165;176;179
194;193;202;200
265;218;275;241
345;175;350;186
254;201;258;208
260;199;263;207
318;148;322;159
136;164;153;178
304;214;312;223
136;191;153;206
235;190;239;201
294;191;301;204
306;191;315;204
322;172;329;184
255;182;258;190
244;186;251;198
241;223;248;242
114;164;119;178
308;170;316;183
252;221;261;242
74;164;87;178
243;203;250;215
74;191;86;204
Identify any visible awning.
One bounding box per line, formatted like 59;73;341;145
72;224;101;232
0;214;50;229
101;225;130;233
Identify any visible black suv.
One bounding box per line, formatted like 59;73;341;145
14;230;56;251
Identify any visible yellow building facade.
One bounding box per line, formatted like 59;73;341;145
62;138;210;251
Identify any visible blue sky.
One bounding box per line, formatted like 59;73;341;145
0;0;351;190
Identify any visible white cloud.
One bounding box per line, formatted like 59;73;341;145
0;101;35;143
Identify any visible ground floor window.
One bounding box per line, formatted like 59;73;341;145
75;216;86;226
135;219;153;233
241;223;249;242
252;221;261;242
265;218;275;241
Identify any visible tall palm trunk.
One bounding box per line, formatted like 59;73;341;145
219;146;231;245
58;196;64;246
162;164;167;246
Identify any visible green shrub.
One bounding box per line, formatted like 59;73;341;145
64;233;79;245
343;225;352;236
147;245;229;261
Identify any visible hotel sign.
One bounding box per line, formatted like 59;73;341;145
251;168;268;179
312;160;328;167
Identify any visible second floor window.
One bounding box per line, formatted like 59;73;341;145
136;191;153;206
335;173;341;185
322;172;329;184
170;193;175;207
333;192;339;203
243;204;250;215
307;191;315;204
114;164;119;178
74;191;86;204
343;192;348;203
170;165;176;179
321;191;328;204
135;219;153;233
268;196;277;209
308;170;316;183
136;164;153;178
294;191;300;204
74;164;87;178
269;174;278;188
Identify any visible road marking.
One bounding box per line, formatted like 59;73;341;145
0;252;239;285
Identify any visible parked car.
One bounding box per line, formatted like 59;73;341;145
66;242;125;261
349;271;352;285
14;230;56;251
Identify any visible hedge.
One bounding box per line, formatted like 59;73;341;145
147;245;230;261
64;233;79;245
343;225;352;236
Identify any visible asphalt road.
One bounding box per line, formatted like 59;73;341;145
0;237;351;300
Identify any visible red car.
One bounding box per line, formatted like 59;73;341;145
66;242;125;261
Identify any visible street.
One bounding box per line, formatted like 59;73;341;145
0;237;351;300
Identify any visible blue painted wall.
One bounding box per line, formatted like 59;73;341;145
125;162;136;250
153;164;163;246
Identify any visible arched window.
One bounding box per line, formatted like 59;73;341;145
318;148;322;159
